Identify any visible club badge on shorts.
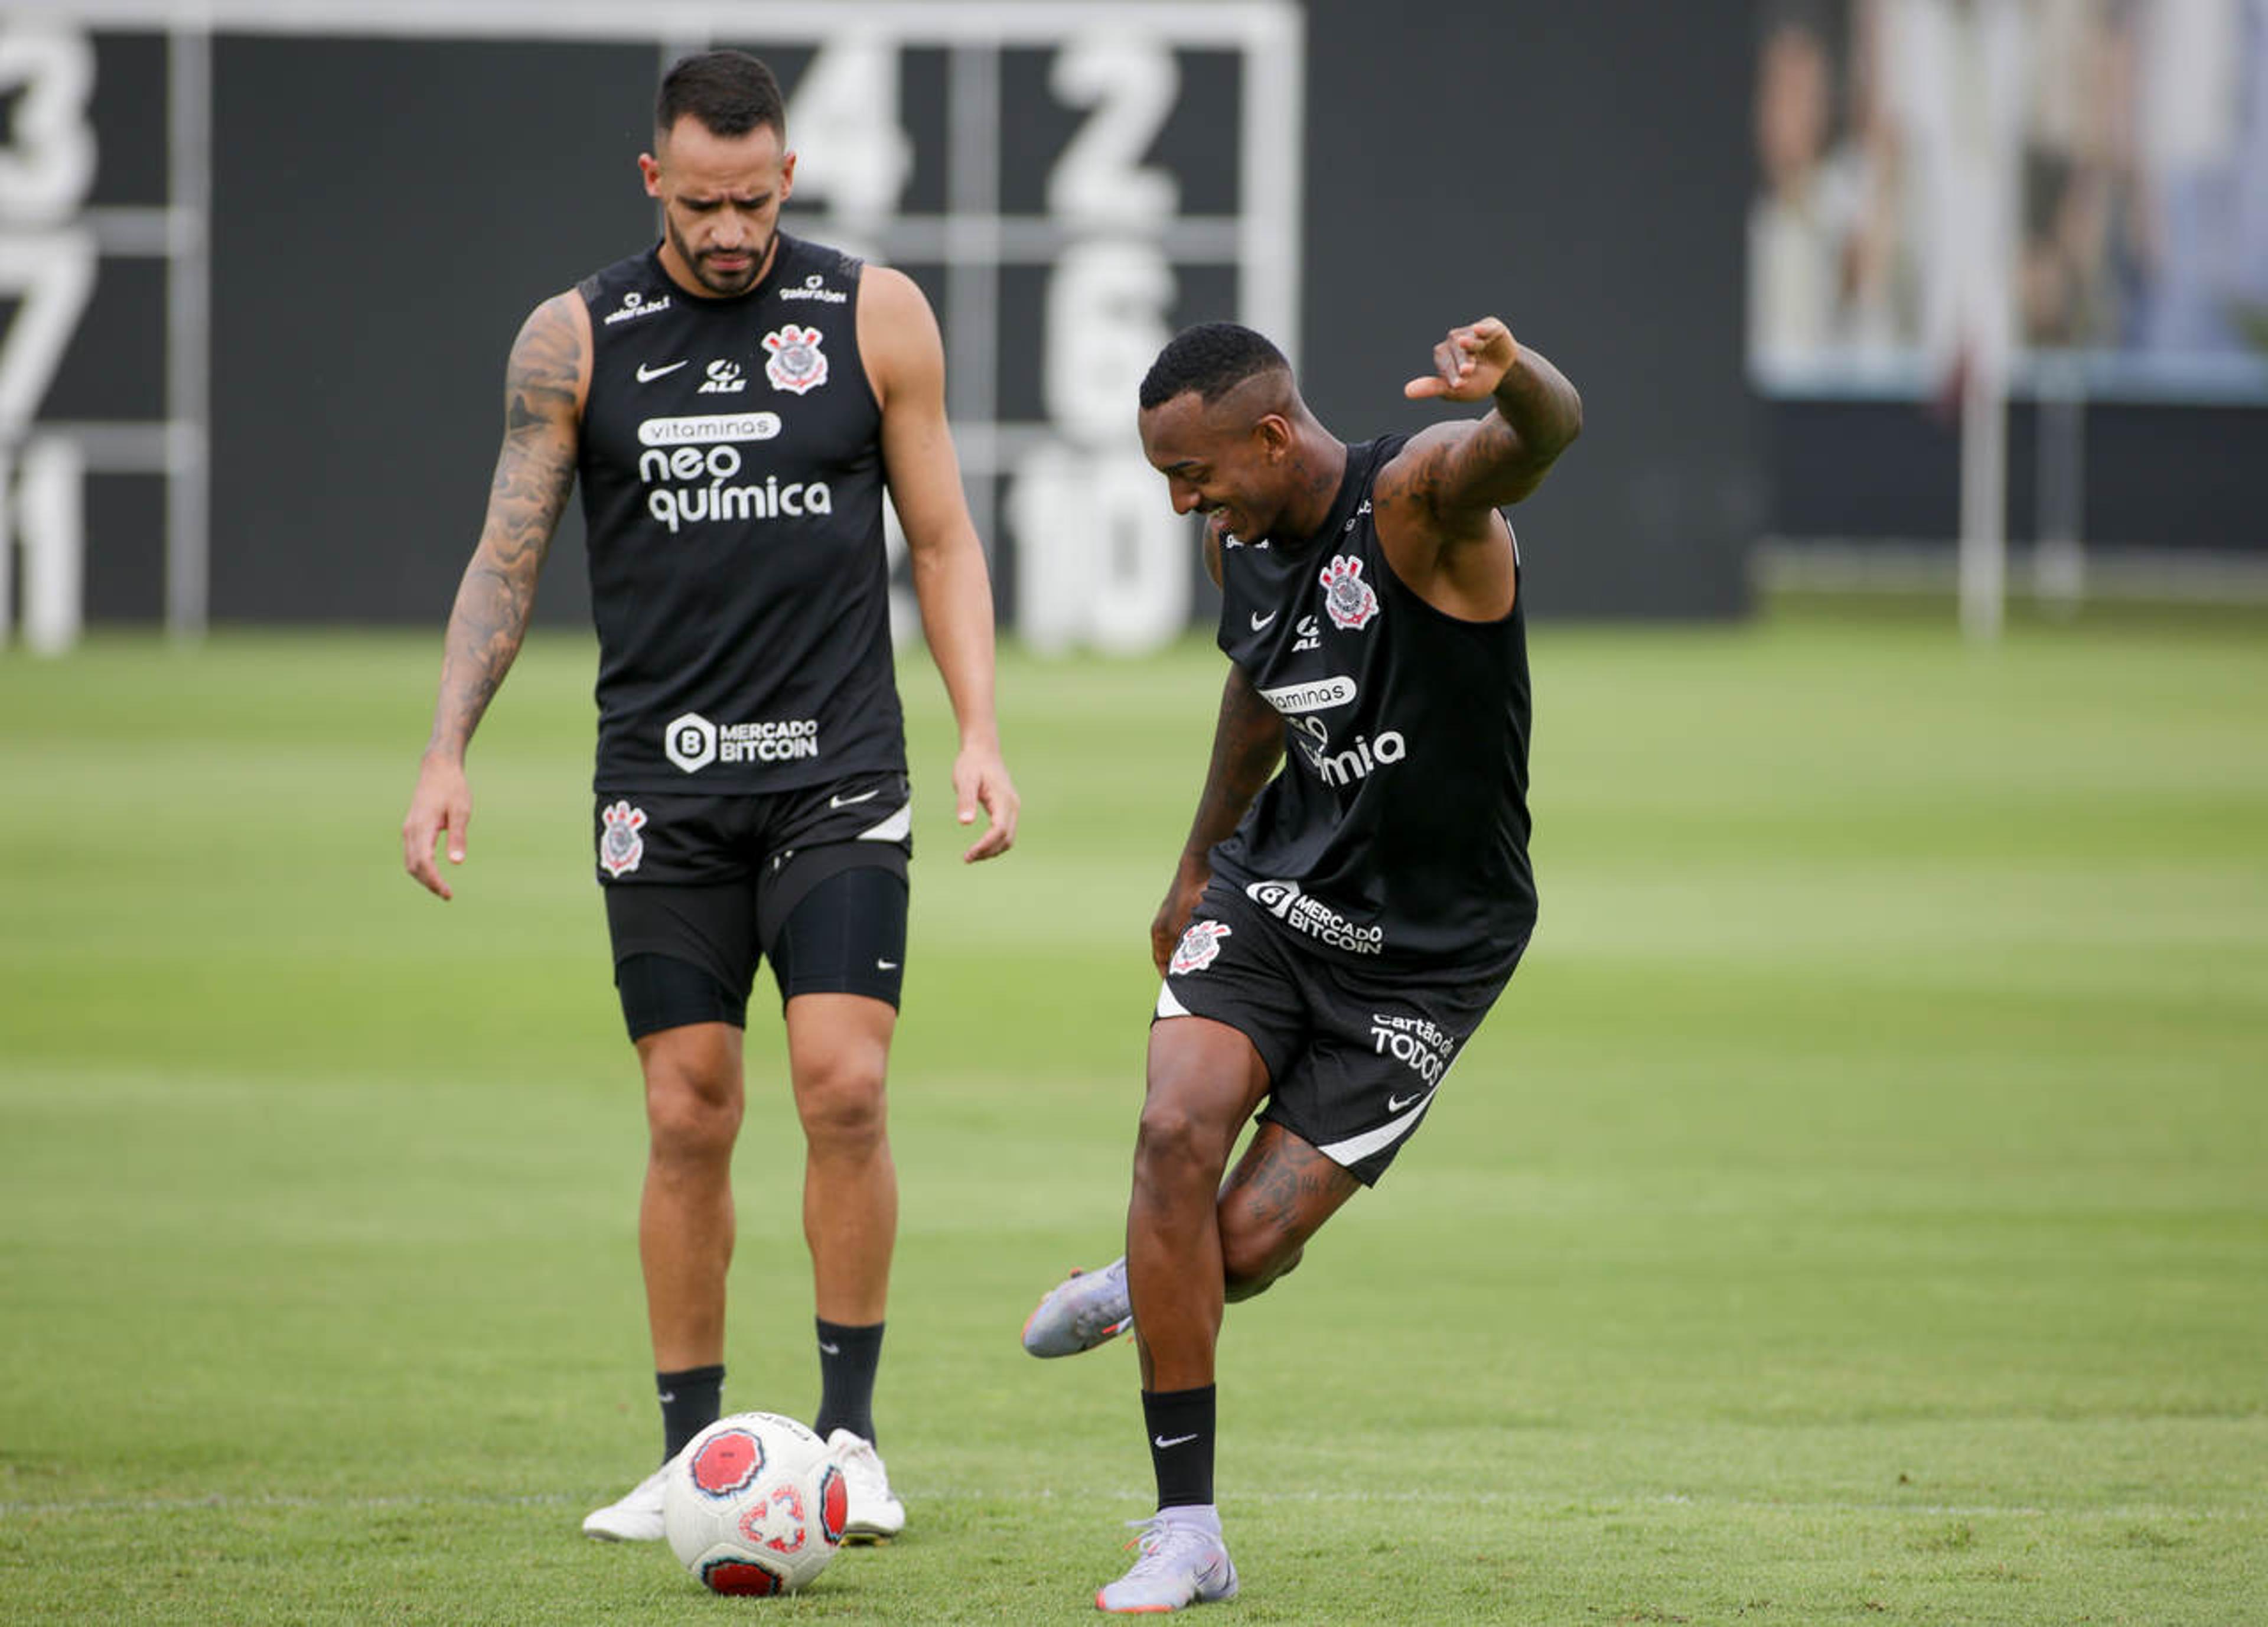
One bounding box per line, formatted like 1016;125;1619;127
1169;920;1232;975
1319;555;1380;631
762;324;829;395
599;800;648;878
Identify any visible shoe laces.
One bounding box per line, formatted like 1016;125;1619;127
1118;1514;1218;1577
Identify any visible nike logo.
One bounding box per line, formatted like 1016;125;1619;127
657;1391;676;1404
876;959;898;971
1153;1433;1200;1450
1386;1088;1436;1114
818;1342;841;1356
829;788;881;808
1250;610;1278;631
636;359;689;382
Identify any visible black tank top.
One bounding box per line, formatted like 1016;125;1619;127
1208;435;1538;969
575;235;903;793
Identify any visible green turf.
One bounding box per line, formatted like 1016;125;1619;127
2;610;2263;1623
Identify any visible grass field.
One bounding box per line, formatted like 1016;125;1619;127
2;609;2264;1624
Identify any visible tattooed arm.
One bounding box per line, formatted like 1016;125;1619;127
1150;662;1286;975
1374;317;1581;619
402;292;589;899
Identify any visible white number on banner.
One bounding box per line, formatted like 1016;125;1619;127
1047;33;1180;227
0;230;97;440
1011;444;1190;656
0;26;97;224
784;35;912;227
1044;239;1177;445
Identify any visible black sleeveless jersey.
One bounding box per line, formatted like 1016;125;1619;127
575;234;903;793
1208;435;1538;970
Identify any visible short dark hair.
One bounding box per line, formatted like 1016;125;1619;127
657;50;786;141
1139;323;1291;410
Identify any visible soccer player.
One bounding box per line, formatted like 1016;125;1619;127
1019;318;1580;1612
400;51;1018;1544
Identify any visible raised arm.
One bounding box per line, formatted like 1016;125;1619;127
400;292;588;899
1374;317;1581;615
1151;663;1286;975
1397;316;1582;511
863;263;1019;863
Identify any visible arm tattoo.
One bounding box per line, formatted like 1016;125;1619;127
426;297;582;757
1180;668;1285;860
1406;347;1583;519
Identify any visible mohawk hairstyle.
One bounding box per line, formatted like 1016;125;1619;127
657;50;786;140
1139;322;1291;410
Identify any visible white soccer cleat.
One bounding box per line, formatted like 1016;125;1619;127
1022;1258;1133;1358
826;1428;906;1541
581;1461;670;1541
1095;1513;1240;1613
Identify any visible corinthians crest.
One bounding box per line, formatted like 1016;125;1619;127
762;324;829;394
1318;554;1380;631
599;799;648;878
1169;920;1232;975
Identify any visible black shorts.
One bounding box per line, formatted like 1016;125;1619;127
593;776;911;1039
1153;877;1527;1186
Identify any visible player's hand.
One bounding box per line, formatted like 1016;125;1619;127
402;753;472;900
953;741;1019;863
1403;316;1519;403
1150;863;1211;977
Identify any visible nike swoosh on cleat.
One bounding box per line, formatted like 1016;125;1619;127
635;359;688;381
829;789;881;808
1152;1433;1200;1449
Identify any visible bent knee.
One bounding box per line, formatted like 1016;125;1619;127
1220;1229;1302;1302
1133;1100;1228;1187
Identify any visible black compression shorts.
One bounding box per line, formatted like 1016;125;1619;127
592;776;912;1039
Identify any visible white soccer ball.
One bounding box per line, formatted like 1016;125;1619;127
662;1411;848;1596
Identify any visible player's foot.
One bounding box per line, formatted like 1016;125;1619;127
1022;1258;1133;1357
581;1462;670;1541
825;1428;906;1541
1095;1512;1239;1613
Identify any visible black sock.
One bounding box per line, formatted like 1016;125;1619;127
812;1318;884;1446
657;1364;725;1463
1142;1385;1217;1510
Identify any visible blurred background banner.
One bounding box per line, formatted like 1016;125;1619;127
1749;0;2268;604
1751;0;2268;395
1;0;1758;647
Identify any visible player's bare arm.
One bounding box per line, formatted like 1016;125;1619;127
863;265;1020;864
1376;317;1582;617
1151;665;1285;974
401;292;589;899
